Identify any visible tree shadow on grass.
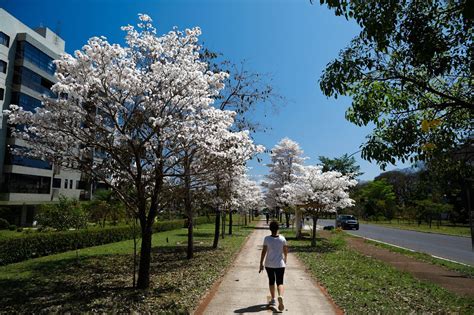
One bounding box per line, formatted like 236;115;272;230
174;231;216;238
0;254;139;312
0;245;226;313
287;236;340;254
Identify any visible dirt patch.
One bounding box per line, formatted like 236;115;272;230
346;236;474;297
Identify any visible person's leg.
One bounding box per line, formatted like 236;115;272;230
270;285;276;299
275;268;285;311
265;268;276;302
275;268;285;296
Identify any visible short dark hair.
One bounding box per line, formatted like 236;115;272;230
269;221;279;234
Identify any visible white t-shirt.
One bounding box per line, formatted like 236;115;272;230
263;234;287;268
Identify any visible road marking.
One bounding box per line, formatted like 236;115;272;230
429;255;472;267
348;233;472;267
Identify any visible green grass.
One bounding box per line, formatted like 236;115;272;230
363;220;471;237
0;229;22;240
364;238;474;278
0;221;255;313
288;231;474;314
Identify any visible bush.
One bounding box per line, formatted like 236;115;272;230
84;190;127;226
16;227;23;232
8;225;17;231
36;197;87;230
0;216;213;266
0;218;9;230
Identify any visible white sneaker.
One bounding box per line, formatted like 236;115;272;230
278;296;284;311
269;298;276;307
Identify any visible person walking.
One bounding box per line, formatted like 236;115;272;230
259;221;288;311
265;212;270;225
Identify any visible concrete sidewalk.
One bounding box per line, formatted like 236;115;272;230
195;220;337;314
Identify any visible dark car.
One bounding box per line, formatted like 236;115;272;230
336;214;359;230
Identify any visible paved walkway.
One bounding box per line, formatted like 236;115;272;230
195;220;337;314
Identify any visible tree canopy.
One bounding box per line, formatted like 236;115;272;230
319;153;363;178
318;0;473;169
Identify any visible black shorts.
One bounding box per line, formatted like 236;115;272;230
265;267;285;286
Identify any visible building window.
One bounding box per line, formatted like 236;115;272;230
13;66;55;97
64;178;68;189
52;178;61;188
76;180;87;190
0;32;10;47
5;145;52;170
0;173;51;194
11;92;42;112
0;88;3;101
16;41;56;75
69;179;73;189
0;60;6;73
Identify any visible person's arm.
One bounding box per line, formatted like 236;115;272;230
283;244;288;264
259;245;267;273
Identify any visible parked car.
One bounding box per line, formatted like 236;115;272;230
336;214;359;230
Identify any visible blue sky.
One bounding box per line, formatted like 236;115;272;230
1;0;407;181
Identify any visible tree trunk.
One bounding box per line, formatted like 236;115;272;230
285;212;290;228
463;179;473;250
251;209;254;221
229;210;233;235
245;211;247;226
136;223;153;289
184;156;193;259
295;208;302;239
311;215;317;247
187;216;194;259
132;218;138;288
213;208;221;249
221;212;226;239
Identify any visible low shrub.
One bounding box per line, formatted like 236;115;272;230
0;216;213;266
36;197;87;230
8;225;16;231
0;218;9;230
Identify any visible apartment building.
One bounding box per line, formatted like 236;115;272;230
0;8;87;225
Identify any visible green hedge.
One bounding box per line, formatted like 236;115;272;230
0;216;212;266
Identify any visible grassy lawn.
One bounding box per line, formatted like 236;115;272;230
0;221;255;313
363;220;471;237
365;239;474;278
0;229;22;240
288;231;474;314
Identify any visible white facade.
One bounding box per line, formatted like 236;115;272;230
0;8;87;221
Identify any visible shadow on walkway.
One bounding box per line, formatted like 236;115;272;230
251;226;270;230
234;304;269;313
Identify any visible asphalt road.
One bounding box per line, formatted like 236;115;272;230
316;219;473;266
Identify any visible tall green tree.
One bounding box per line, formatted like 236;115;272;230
319;153;363;178
358;179;397;220
317;0;473;168
375;170;418;207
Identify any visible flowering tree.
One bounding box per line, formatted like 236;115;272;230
262;137;306;232
208;138;263;244
5;15;230;289
229;172;264;227
281;165;357;246
171;111;261;258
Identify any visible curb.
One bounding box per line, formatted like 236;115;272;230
360;222;470;238
348;233;472;267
